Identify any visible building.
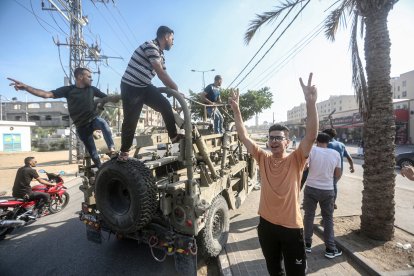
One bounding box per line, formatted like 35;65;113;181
0;121;36;152
285;69;414;144
1;100;69;128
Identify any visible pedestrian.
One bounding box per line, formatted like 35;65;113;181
8;68;116;168
118;25;183;162
322;128;355;209
292;134;297;148
303;132;342;258
12;157;54;217
228;73;318;275
199;75;224;133
401;165;414;181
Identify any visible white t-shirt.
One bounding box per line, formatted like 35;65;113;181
306;146;341;190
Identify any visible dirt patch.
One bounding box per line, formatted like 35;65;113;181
332;216;414;272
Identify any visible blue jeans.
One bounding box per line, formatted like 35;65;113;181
303;186;337;250
77;117;114;166
207;107;223;134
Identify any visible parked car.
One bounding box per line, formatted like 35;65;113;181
396;151;414;168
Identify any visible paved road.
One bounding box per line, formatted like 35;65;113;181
0;178;183;276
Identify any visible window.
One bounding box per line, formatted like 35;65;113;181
62;115;69;121
398;86;400;91
45;115;52;120
13;104;21;110
402;91;407;97
403;80;406;87
45;103;52;108
28;103;40;108
15;116;21;120
29;115;40;121
339;107;342;111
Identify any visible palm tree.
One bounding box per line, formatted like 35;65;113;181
245;0;398;240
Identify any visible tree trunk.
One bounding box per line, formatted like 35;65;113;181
360;3;395;240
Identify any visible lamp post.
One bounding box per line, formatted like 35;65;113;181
191;68;215;90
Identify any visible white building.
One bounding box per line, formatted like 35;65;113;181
0;121;36;152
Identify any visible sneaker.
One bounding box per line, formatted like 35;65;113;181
305;243;312;253
325;248;342;259
117;151;129;162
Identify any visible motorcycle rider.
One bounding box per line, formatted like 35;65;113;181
12;157;54;217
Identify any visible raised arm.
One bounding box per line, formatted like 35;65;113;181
298;73;318;157
152;61;178;91
8;77;54;99
229;89;256;154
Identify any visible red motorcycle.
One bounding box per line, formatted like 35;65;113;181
0;170;69;240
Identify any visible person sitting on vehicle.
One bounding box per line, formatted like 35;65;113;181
12;157;54;217
8;68;116;168
228;73;318;275
199;75;224;134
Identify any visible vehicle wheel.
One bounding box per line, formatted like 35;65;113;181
49;192;70;214
398;159;414;168
95;158;157;233
197;195;229;257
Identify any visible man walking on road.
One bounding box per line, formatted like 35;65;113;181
303;132;342;258
8;68;116;168
229;73;318;275
322;128;355;209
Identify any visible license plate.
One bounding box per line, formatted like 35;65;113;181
86;224;102;244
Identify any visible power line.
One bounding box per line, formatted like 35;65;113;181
103;2;136;48
112;2;139;44
233;0;311;89
48;10;69;35
241;21;324;91
226;3;297;89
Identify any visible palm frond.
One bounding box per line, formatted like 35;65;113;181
349;12;369;117
324;0;356;41
244;0;306;45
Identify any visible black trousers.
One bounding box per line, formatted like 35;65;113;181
29;192;50;210
120;82;177;152
257;217;306;276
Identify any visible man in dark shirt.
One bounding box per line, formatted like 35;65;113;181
199;75;224;133
8;68;115;167
118;25;182;162
12;157;54;216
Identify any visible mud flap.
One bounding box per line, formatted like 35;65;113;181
86;224;102;244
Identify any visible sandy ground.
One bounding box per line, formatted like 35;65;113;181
0;150;79;195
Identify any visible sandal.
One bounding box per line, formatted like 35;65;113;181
117;151;129;162
171;134;185;143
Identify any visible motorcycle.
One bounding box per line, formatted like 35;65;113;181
0;170;69;240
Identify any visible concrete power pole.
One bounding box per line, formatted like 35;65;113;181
42;0;114;164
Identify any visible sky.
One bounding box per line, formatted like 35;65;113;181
1;0;413;125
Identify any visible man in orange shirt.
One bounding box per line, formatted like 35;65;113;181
229;73;318;275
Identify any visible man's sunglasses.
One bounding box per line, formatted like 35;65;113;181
268;136;287;142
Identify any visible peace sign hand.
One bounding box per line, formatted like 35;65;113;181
299;73;317;104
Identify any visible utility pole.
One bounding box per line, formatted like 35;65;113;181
42;0;117;164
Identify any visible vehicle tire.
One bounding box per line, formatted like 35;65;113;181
197;195;229;257
398;159;414;168
49;192;70;214
95;158;157;233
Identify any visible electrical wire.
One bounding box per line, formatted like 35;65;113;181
48;10;68;36
226;3;297;89
57;46;70;80
29;0;53;34
103;2;136;49
241;21;324;91
112;2;139;44
232;0;311;89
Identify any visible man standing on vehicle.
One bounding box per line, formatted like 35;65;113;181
12;157;54;217
7;68;116;168
199;75;224;133
303;132;342;258
322;128;355;209
118;25;182;162
229;73;318;275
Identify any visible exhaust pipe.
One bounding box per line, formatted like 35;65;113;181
0;220;25;227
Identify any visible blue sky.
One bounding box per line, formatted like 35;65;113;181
1;0;413;124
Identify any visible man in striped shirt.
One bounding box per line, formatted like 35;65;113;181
118;26;181;161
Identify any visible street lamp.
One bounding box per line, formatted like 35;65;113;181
191;68;215;90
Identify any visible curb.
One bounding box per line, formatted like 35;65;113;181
218;246;232;276
314;225;381;276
